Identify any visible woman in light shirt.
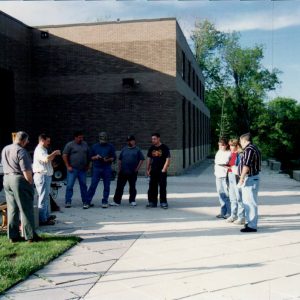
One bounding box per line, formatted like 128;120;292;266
214;138;231;219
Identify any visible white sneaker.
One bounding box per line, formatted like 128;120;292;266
234;218;245;225
109;202;120;207
130;201;137;207
226;216;237;223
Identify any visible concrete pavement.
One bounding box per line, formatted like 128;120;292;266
1;159;300;300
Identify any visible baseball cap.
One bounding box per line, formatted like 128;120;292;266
127;135;135;141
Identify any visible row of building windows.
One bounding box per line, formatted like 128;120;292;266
181;51;205;102
182;97;210;169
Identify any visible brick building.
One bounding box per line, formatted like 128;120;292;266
0;12;210;174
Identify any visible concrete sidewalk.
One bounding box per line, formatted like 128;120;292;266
1;160;300;300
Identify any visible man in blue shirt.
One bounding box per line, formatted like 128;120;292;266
111;135;144;207
86;132;116;208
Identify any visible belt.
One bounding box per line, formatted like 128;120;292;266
5;173;22;175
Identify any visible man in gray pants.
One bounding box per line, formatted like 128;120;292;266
1;131;41;242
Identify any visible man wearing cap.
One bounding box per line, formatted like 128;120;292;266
111;135;145;207
86;132;116;208
1;131;41;242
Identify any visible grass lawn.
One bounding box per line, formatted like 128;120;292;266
0;232;81;294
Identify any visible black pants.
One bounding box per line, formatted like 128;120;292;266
148;171;167;206
113;171;137;204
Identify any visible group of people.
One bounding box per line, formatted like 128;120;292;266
1;129;261;243
0;131;171;242
214;133;261;233
62;131;170;210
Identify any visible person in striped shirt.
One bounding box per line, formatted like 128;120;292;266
238;133;261;232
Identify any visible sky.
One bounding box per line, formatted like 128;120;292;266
0;0;299;102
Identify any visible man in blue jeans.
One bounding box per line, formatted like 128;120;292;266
63;131;90;208
86;132;116;209
238;133;261;232
33;133;61;225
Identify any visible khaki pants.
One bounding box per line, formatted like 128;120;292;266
4;174;36;240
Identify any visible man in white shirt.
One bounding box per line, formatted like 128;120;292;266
33;134;61;225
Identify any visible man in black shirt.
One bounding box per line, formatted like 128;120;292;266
238;133;261;232
146;133;171;209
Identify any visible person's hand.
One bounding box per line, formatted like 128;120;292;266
67;166;73;172
146;170;150;177
237;177;245;187
53;150;61;156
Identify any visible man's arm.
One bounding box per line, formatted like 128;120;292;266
238;165;249;185
162;158;170;173
135;160;144;173
23;170;33;185
62;154;72;171
46;150;61;162
146;158;151;176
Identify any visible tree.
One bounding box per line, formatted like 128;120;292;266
192;20;281;146
255;97;300;162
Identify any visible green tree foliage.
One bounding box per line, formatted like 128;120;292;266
254;97;300;162
192;20;281;146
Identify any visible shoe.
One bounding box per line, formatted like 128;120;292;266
234;218;245;225
240;225;257;233
102;203;108;208
226;216;237;223
10;237;23;243
51;206;60;212
83;203;90;209
216;214;226;219
130;201;137;207
40;219;55;226
89;203;94;207
160;203;168;209
109;201;120;207
48;215;56;221
28;235;43;243
65;203;71;208
146;202;157;208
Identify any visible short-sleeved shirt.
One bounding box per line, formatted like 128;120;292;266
1;143;32;174
32;144;53;176
119;146;145;174
147;144;170;172
63;141;89;170
90;143;116;168
238;143;261;176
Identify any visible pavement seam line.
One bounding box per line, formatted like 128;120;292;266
80;231;144;299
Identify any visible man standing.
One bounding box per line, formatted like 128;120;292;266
63;131;89;208
146;133;171;209
1;131;41;242
111;135;145;207
238;133;261;232
33;134;61;225
87;132;116;209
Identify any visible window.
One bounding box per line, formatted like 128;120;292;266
188;61;191;87
182;51;186;80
